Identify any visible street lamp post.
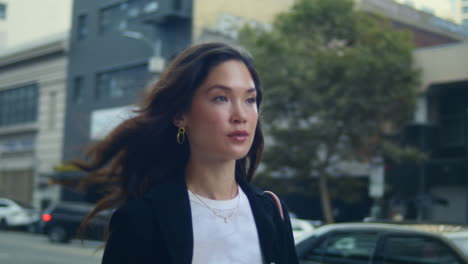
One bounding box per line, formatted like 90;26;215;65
121;30;165;73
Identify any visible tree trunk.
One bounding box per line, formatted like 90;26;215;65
319;171;335;224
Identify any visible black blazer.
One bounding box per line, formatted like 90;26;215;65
102;172;299;264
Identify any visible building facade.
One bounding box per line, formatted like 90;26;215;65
0;0;72;50
381;43;468;224
462;0;468;27
0;34;68;208
392;0;462;24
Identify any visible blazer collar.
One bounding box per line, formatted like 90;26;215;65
237;174;279;263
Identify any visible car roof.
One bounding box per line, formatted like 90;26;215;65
443;231;468;239
52;202;96;211
325;223;467;233
0;198;34;208
296;222;468;243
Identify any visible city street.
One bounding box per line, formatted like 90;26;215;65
0;230;103;264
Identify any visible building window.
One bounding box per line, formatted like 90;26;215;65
464;6;468;13
464;19;468;27
99;3;127;34
73;76;84;103
0;3;6;20
173;0;182;11
99;1;158;33
0;84;38;127
77;14;88;40
96;64;148;99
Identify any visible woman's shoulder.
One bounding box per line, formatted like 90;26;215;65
111;197;154;225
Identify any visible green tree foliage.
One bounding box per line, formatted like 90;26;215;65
241;0;421;223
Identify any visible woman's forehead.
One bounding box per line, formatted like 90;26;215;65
200;60;255;90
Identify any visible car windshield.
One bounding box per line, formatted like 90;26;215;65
450;237;468;256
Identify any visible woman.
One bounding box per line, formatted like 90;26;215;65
75;42;298;264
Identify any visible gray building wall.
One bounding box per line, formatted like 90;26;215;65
63;0;192;163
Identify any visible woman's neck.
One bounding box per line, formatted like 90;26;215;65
185;157;238;200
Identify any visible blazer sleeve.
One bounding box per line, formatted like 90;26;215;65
102;201;155;264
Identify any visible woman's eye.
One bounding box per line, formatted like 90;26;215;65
214;96;228;102
247;97;257;104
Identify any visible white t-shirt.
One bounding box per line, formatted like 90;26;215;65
188;186;264;264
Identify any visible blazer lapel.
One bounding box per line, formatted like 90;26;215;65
238;176;279;263
144;173;193;264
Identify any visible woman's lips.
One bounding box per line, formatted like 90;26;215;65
228;131;249;143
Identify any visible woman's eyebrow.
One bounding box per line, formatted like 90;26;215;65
207;85;256;93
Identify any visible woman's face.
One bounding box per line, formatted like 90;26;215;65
178;60;258;162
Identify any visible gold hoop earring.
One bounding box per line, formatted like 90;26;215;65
177;127;186;144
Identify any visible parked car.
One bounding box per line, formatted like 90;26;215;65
0;198;38;229
291;218;316;241
295;223;468;264
38;202;111;243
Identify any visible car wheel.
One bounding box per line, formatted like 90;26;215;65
0;219;7;230
48;226;70;243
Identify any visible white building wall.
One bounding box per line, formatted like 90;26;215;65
0;0;72;49
0;36;67;208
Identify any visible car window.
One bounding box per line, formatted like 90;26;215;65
382;236;462;264
301;232;378;264
0;202;8;208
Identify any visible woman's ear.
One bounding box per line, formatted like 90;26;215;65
173;113;186;128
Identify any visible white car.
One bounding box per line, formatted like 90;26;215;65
0;198;38;229
291;218;316;241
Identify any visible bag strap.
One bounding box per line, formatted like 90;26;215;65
264;190;284;221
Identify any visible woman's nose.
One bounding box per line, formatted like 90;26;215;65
231;101;247;124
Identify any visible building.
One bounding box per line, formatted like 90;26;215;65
0;0;72;50
61;0;193;201
462;0;468;27
60;0;468;208
357;0;468;47
386;43;468;224
392;0;462;24
0;34;68;209
193;0;294;42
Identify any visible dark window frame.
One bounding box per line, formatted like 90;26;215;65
98;3;125;34
76;13;88;40
381;234;463;264
301;231;380;264
0;3;6;20
0;83;39;127
95;63;148;100
98;0;158;34
72;76;84;103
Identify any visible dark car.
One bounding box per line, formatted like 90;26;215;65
295;223;468;264
39;202;111;243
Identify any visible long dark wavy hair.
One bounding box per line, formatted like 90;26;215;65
73;42;264;239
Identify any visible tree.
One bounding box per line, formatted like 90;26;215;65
240;0;423;223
